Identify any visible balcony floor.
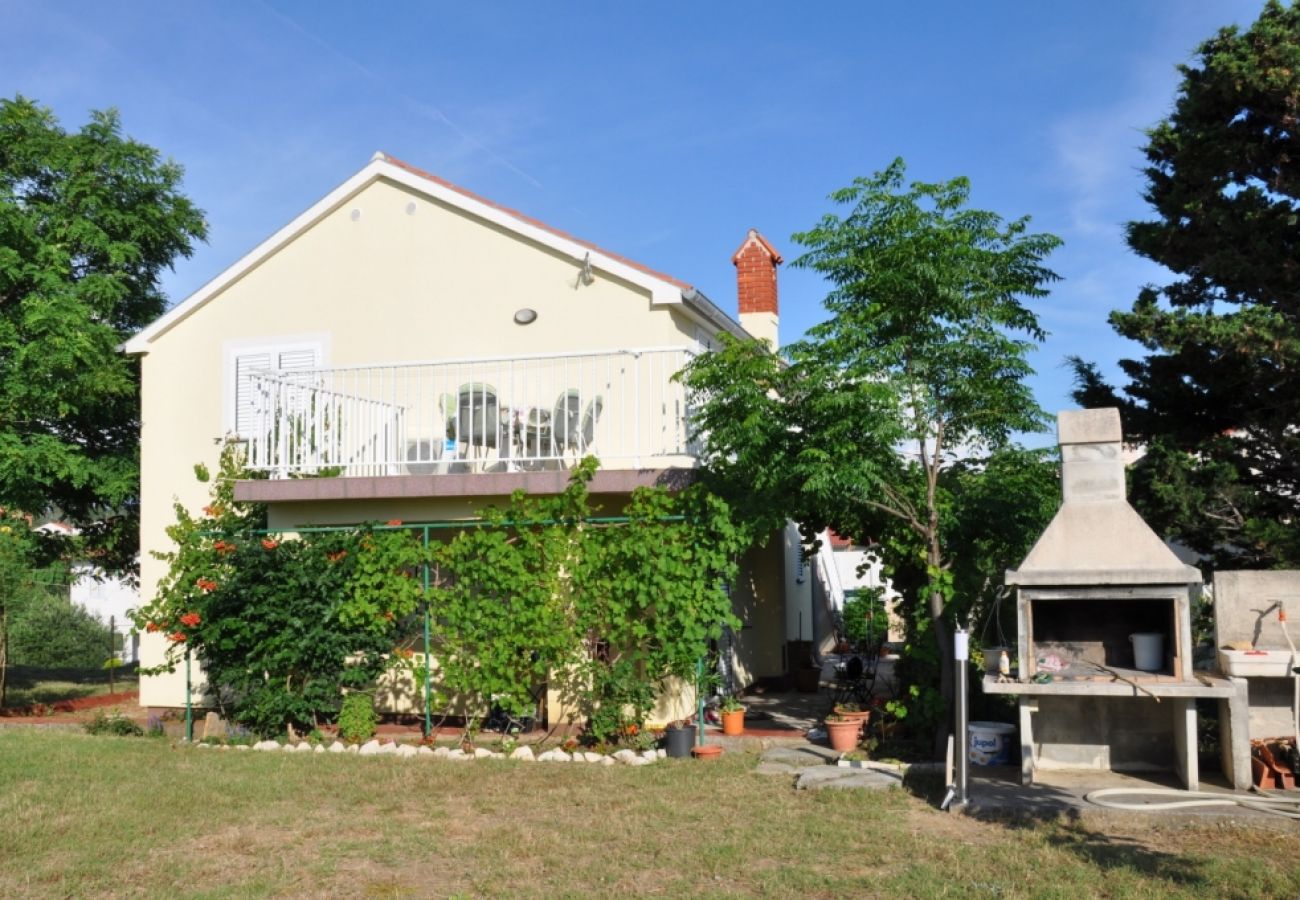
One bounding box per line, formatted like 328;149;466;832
234;467;696;504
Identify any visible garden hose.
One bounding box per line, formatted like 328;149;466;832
1085;787;1300;820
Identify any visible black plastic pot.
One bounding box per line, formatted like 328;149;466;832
664;724;696;758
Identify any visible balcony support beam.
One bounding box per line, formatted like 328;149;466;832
233;467;697;504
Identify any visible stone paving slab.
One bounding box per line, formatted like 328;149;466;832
796;765;904;791
757;742;906;790
758;745;839;768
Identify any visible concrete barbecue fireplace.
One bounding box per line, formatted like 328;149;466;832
985;408;1249;789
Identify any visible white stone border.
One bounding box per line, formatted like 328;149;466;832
192;739;667;766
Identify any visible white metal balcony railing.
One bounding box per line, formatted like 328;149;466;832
243;347;700;478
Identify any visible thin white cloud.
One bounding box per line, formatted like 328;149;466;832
1048;1;1262;238
255;0;545;190
1049;61;1177;237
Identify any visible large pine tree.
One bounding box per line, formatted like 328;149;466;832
1074;1;1300;569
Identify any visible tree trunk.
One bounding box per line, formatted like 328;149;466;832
929;599;953;759
928;537;953;760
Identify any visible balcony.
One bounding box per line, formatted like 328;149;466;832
242;347;700;481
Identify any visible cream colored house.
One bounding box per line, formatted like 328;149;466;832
126;152;810;721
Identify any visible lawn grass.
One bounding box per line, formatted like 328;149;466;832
1;729;1298;897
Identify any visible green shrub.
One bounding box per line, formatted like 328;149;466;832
9;592;117;668
136;446;422;739
338;693;378;743
84;711;143;737
841;588;889;649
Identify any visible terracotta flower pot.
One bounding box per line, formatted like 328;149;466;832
720;708;745;736
825;719;862;753
832;708;870;735
691;744;723;760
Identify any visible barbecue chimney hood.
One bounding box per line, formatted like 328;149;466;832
1006;408;1200;588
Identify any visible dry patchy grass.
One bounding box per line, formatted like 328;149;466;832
0;730;1298;898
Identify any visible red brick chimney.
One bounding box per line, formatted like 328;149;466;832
732;229;782;349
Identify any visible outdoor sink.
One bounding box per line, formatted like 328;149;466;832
1218;648;1298;677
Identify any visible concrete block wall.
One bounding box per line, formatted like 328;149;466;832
1213;570;1300;744
1031;695;1176;772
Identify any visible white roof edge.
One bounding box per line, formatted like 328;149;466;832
679;289;749;341
124;155;685;354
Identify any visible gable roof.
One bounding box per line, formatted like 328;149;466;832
125;152;743;353
384;155;693;292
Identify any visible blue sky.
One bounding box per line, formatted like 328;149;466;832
2;1;1265;444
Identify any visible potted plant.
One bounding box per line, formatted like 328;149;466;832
981;645;1009;676
719;695;745;736
831;701;870;735
824;713;862;753
664;720;696;758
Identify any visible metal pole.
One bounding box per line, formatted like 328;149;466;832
185;645;193;744
696;656;705;747
422;525;432;740
953;628;970;810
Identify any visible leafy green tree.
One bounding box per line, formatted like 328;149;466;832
0;96;206;573
1072;1;1300;568
0;513;36;703
837;447;1059;737
0;517;113;678
943;448;1061;631
683;159;1060;750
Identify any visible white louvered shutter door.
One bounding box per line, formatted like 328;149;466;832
234;351;273;437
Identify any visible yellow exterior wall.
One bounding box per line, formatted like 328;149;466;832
371;657;695;726
134;174;767;713
729;537;788;684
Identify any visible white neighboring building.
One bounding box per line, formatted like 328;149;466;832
70;566;139;662
824;530;903;644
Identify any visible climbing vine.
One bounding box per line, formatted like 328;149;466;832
430;459;743;742
573;483;743;741
429;465;591;729
138;450;744;742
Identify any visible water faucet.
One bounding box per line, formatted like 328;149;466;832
1251;601;1284;647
